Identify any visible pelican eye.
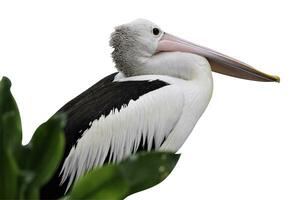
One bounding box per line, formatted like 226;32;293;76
152;28;160;36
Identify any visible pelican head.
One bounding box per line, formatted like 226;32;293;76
110;18;280;82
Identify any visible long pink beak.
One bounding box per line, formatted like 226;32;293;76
157;33;280;82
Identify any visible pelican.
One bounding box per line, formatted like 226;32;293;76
41;19;279;198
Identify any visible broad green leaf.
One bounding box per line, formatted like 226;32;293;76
0;77;22;198
69;165;129;200
1;111;22;153
69;152;180;200
119;152;180;195
0;147;19;199
25;113;66;187
24;185;39;200
0;76;22;152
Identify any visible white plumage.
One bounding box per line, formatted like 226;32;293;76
61;53;213;190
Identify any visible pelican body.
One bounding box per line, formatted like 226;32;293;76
41;19;279;199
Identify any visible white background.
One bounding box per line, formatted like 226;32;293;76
0;1;299;199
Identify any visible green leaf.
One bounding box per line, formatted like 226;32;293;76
25;113;66;187
69;165;129;200
0;76;22;152
0;76;22;198
0;147;19;199
1;111;22;153
69;152;180;200
119;152;180;195
24;185;39;200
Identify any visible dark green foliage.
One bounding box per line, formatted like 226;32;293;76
26;115;66;186
0;77;22;154
0;141;19;199
21;115;66;199
69;152;180;200
0;77;22;199
0;77;66;199
0;77;180;200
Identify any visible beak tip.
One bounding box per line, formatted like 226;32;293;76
273;75;280;83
